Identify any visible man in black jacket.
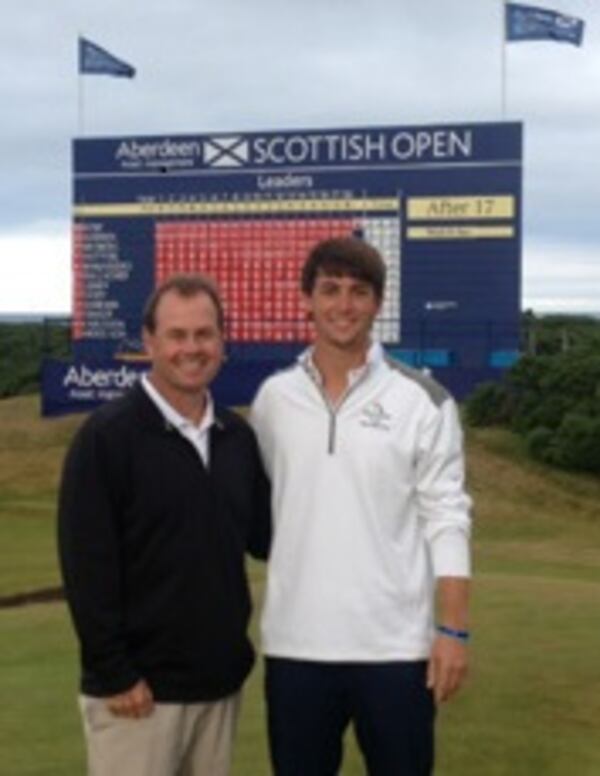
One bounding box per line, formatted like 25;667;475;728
58;273;270;776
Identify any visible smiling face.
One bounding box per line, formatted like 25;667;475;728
304;271;381;354
143;289;224;408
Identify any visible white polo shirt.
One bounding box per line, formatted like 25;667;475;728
141;374;215;467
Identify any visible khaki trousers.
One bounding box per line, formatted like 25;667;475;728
79;692;241;776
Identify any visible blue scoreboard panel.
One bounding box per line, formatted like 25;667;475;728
43;121;522;415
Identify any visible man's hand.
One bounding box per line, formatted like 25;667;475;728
105;679;155;718
426;634;468;705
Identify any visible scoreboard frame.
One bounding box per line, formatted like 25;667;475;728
42;120;523;415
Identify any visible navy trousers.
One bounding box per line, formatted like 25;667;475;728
265;658;435;776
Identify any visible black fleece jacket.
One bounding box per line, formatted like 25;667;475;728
57;384;270;702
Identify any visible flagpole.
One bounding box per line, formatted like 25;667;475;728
78;76;85;136
77;35;85;136
501;0;507;118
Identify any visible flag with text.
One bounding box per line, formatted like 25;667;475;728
506;3;584;46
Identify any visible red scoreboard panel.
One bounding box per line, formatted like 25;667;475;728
71;192;401;347
155;217;358;342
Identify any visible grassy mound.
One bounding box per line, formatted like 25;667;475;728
1;396;599;774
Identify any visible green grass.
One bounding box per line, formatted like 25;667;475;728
1;397;600;774
0;396;83;597
0;605;85;776
438;573;600;775
4;575;599;775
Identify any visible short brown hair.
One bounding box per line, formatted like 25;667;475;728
142;273;225;333
301;237;386;301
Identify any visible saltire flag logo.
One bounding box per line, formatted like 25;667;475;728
79;37;136;77
506;3;585;46
203;137;249;167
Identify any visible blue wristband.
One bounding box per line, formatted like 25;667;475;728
436;625;470;643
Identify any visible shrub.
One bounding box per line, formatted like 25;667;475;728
464;382;510;427
515;394;569;434
540;353;600;404
549;413;600;474
526;426;554;463
465;330;600;475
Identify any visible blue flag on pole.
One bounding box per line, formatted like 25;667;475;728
79;37;136;77
506;3;584;46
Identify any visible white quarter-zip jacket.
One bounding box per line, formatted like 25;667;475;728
251;343;472;662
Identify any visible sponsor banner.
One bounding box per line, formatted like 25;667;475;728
73;122;522;175
41;358;145;417
41;357;285;416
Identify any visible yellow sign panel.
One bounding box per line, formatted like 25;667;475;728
407;225;515;241
407;195;514;221
73;197;399;219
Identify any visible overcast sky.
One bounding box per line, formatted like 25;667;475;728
0;0;598;315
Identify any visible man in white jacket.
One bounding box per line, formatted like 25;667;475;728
251;237;472;776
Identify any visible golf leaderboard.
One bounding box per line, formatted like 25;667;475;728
74;191;402;345
42;121;523;415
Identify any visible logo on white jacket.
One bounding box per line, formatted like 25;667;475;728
360;401;392;431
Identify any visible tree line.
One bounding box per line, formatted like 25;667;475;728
2;314;600;474
0;320;70;398
466;313;600;474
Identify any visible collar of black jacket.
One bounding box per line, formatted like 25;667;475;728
129;382;232;435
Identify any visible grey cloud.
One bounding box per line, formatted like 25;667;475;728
1;0;599;311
